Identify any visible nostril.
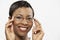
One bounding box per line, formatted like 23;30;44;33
18;26;20;28
22;20;28;24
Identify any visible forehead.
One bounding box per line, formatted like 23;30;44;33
13;7;33;17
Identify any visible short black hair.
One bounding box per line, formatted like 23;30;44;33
9;1;34;18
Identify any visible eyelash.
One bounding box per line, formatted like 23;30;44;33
27;18;32;20
15;16;32;20
16;16;22;19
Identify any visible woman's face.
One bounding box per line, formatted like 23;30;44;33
12;7;33;36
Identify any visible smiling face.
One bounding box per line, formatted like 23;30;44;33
12;7;33;37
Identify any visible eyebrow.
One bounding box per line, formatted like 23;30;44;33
15;14;22;16
27;15;32;17
15;14;32;17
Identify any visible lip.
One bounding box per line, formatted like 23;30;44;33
17;26;28;32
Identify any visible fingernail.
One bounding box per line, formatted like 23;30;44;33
34;30;40;34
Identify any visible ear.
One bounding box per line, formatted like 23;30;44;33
8;16;12;20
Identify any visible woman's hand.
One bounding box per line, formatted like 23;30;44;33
32;19;44;40
5;18;15;40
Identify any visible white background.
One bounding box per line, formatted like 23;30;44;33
0;0;60;40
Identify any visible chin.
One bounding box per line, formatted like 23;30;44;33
15;32;28;37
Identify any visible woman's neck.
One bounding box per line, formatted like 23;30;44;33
15;35;28;40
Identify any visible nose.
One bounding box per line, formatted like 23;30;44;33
21;19;28;25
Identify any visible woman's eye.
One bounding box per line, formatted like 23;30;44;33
27;18;32;20
16;16;22;19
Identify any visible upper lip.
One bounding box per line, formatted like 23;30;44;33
18;26;28;28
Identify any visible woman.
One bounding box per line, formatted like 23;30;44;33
5;1;44;40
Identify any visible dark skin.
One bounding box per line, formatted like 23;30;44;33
5;7;44;40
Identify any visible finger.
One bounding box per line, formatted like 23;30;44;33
32;19;42;34
6;17;14;27
32;29;41;35
37;31;44;40
34;19;41;28
6;22;12;28
32;26;41;34
32;26;43;35
6;18;13;28
5;21;14;32
32;27;40;33
11;24;14;32
32;26;35;34
34;30;40;34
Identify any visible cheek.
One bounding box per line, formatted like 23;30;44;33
13;20;19;26
29;21;33;27
13;21;19;32
13;21;19;30
28;21;33;32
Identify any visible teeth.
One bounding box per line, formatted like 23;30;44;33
20;27;27;31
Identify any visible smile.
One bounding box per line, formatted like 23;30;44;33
17;26;28;32
20;27;27;31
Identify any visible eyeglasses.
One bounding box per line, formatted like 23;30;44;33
14;16;33;22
